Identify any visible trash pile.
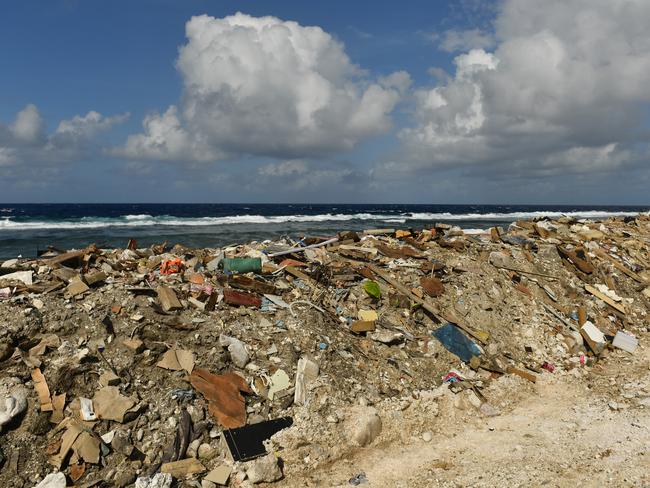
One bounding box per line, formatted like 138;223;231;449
0;214;649;487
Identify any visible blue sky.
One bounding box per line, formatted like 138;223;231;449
1;0;649;203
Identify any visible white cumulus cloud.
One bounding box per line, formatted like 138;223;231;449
397;0;650;178
117;13;408;163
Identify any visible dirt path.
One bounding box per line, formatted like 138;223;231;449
281;345;650;488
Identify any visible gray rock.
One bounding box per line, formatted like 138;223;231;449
187;438;201;458
246;454;282;484
114;468;137;488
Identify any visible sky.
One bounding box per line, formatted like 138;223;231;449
1;0;649;204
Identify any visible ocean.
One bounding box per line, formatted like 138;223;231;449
0;203;647;259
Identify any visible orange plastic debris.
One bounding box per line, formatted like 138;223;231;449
160;259;184;275
189;369;252;429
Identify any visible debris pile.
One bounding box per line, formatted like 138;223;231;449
0;214;649;486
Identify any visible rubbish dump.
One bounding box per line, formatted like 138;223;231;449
0;214;649;486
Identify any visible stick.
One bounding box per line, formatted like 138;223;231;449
266;237;339;258
492;265;559;280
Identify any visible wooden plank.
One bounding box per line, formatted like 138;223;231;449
584;284;626;314
284;266;317;287
506;366;537;383
223;288;261;308
350;320;376;333
593;249;649;285
228;275;277;295
156;286;183;312
161;458;206;477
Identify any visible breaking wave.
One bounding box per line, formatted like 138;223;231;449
0;210;646;231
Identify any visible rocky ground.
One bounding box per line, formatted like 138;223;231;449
0;214;649;487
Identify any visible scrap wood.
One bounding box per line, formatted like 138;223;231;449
284;266;317;286
266;237;339;258
491;265;559;280
556;246;594;274
157;286;183;312
506;366;537;383
45;250;87;268
584;284;626;314
367;264;488;344
189;369;252;429
593;248;649;285
161;458;206;477
228;274;277;295
542;304;579;332
374;242;425;260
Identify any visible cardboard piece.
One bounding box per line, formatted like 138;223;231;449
156;349;195;374
92;386;137;423
31;368;53;412
50;393;66;424
205;465;232;485
420;276;444;297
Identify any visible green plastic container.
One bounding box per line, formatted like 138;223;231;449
220;257;262;274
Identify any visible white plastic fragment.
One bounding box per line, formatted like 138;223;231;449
294;356;319;405
612;331;638;353
581;321;606;348
79;397;97;421
0;270;33;286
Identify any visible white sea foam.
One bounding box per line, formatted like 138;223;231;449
0;210;646;231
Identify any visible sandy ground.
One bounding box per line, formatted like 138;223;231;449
281;343;650;488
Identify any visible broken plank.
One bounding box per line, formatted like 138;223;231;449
593;249;649;285
284;266;317;286
584;284;626;314
156;286;183;312
506;366;537;383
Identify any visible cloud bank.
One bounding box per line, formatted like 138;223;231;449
394;0;650;180
0;104;128;168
